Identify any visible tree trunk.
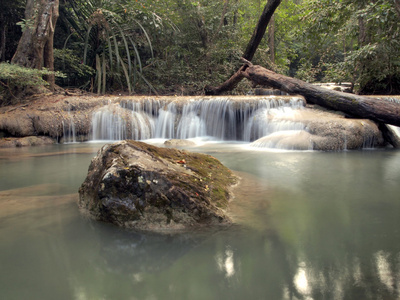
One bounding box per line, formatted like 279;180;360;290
195;5;209;49
268;15;275;64
205;0;281;95
0;24;6;62
358;17;367;46
394;0;400;17
243;0;281;61
240;61;400;127
11;0;59;91
216;0;229;36
204;67;246;96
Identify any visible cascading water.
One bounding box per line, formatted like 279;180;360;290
155;102;177;138
85;95;398;150
62;106;76;143
176;101;207;139
90;96;306;144
244;106;306;142
92;104;129;140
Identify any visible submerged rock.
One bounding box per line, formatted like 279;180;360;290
164;139;196;147
78;140;237;231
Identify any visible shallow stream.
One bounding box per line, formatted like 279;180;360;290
1;141;400;299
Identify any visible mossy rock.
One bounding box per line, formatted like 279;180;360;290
78;140;237;231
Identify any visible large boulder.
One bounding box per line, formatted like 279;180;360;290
78;140;237;231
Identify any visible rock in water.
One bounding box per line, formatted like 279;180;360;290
164;139;196;147
0;136;55;148
78;140;237;231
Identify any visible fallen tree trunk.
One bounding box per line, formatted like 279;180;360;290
204;66;246;95
205;0;281;95
240;61;400;127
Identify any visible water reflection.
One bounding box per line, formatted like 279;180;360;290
375;251;396;293
293;261;311;296
1;144;400;299
216;246;236;278
98;229;211;274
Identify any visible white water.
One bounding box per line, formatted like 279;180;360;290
62;107;76;143
91;97;306;143
87;96;400;150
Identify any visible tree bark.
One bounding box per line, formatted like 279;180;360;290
394;0;400;17
268;15;275;64
243;0;281;61
195;4;209;49
205;0;281;95
240;61;400;128
216;0;229;36
11;0;59;91
0;24;6;62
358;17;367;46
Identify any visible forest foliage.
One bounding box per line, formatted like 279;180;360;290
1;0;399;96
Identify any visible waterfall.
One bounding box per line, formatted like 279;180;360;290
92;105;128;140
176;101;207;139
155;102;177;139
131;111;155;140
62;107;76;143
388;125;400;139
249;130;313;150
244;106;306;142
90;96;306;142
92;101;156;140
88;96;388;150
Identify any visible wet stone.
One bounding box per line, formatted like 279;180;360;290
164;139;196;147
78;140;237;231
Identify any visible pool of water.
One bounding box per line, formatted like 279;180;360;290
1;142;400;300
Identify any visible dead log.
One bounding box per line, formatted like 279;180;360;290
205;0;281;95
240;61;400;128
204;66;246;95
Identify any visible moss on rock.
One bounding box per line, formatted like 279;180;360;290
78;140;237;231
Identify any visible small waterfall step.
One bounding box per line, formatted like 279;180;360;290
91;96;306;142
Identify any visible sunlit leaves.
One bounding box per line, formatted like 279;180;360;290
0;62;65;88
288;0;400;93
51;0;399;94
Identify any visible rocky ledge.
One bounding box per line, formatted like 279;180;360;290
250;107;386;150
0;136;55;147
78;140;237;231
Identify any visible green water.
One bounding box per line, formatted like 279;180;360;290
1;142;400;300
